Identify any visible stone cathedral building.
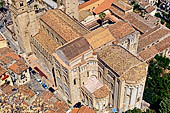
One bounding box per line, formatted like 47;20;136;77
9;0;148;112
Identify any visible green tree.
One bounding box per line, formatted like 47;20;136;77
0;0;5;8
134;3;140;10
155;13;161;18
166;23;170;29
144;109;155;113
159;96;170;113
99;12;106;21
143;54;170;112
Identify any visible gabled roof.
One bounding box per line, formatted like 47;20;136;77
98;45;147;83
108;21;135;41
85;27;116;49
124;12;155;33
78;0;101;9
138;28;170;52
34;31;60;54
138;36;170;61
41;9;89;42
55;37;91;63
93;0;115;14
112;0;133;12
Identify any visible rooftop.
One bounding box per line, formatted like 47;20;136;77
84;76;110;98
112;0;133;12
85;27;116;49
145;5;156;13
8;59;28;75
109;6;125;19
34;31;60;54
93;85;110;99
124;12;155;33
18;85;36;97
93;0;115;14
78;0;102;9
55;37;91;63
0;65;7;77
108;21;135;41
98;45;147;83
0;84;14;95
40;9;89;42
0;47;20;65
138;46;158;61
138;28;170;51
139;36;170;61
71;106;96;113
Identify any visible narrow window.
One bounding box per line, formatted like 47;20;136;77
74;79;76;85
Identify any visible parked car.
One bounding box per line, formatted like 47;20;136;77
37;79;42;84
49;87;55;93
42;83;48;89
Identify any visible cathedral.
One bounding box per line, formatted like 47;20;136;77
8;0;148;112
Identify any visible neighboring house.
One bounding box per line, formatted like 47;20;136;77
145;5;156;16
0;47;31;86
78;0;105;12
138;27;170;61
71;106;96;113
144;14;160;26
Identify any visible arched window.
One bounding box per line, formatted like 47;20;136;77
74;79;76;85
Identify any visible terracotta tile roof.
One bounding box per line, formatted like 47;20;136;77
93;85;110;99
55;37;91;62
41;9;89;42
140;1;149;8
139;25;161;39
85;27;116;49
124;12;154;33
145;5;156;13
18;85;36;97
98;45;141;76
98;45;147;83
78;0;100;9
120;62;147;83
109;21;135;41
39;91;54;102
71;108;79;113
112;0;133;12
144;15;160;26
0;84;14;95
77;106;96;113
109;6;125;19
0;47;20;66
154;36;170;52
8;59;28;75
0;65;7;77
0;47;13;57
93;0;115;14
0;34;5;41
34;31;60;54
138;46;158;61
138;28;170;51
